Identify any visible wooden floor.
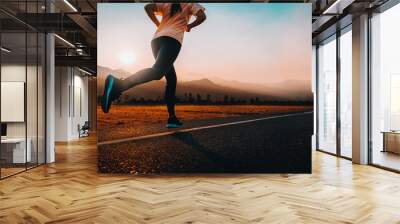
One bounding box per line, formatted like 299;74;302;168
1;167;26;178
1;136;400;224
372;151;400;171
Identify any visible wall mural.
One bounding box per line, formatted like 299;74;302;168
97;3;313;173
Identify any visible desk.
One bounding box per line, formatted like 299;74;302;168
1;138;31;163
382;131;400;154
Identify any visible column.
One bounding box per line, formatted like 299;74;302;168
352;14;369;164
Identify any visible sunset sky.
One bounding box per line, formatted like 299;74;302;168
98;3;311;85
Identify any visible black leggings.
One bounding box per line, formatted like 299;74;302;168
120;36;181;116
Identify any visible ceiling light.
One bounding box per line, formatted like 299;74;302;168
63;0;78;12
78;67;93;76
76;48;85;55
323;0;343;14
54;34;75;48
1;47;11;53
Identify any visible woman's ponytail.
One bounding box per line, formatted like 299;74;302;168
170;3;181;17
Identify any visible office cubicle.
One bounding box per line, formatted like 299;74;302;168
0;2;46;179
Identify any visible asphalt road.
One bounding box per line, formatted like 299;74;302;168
98;112;313;174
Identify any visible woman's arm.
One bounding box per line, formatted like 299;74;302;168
145;4;160;27
186;10;206;32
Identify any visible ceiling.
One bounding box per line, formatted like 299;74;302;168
0;0;391;75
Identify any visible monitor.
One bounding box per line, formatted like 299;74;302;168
1;123;7;137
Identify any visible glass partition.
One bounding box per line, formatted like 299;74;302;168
38;32;46;165
27;30;38;169
1;31;28;177
0;2;46;179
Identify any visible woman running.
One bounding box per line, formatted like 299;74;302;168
101;3;206;128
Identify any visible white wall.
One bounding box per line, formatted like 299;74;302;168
1;63;46;164
0;65;38;138
55;66;70;141
76;73;89;124
55;67;89;141
1;65;26;141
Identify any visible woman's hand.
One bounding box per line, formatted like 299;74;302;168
145;4;160;27
186;10;206;32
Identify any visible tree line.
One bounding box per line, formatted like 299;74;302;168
98;92;313;106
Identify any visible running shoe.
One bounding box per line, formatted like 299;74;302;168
101;74;121;113
166;116;183;128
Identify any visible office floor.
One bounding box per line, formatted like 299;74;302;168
0;167;25;177
372;150;400;171
0;136;400;223
1;163;45;179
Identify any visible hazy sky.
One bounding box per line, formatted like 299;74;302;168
98;3;311;84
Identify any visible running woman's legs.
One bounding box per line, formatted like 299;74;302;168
165;67;183;128
119;37;181;92
164;66;177;117
164;66;182;128
102;36;181;113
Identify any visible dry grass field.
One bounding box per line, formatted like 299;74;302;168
97;104;312;142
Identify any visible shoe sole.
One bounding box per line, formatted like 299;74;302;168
101;75;114;113
166;124;182;128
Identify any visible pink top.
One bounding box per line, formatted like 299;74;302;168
153;3;205;44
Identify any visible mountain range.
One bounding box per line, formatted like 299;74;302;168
97;66;312;103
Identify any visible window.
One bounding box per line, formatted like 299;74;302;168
317;35;337;154
339;28;352;158
371;3;400;171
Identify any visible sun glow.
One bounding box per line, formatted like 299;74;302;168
119;52;136;65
